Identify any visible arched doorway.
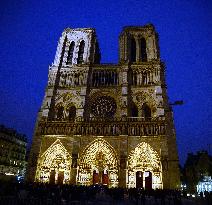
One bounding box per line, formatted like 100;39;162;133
136;171;143;188
144;171;152;190
78;139;118;187
93;170;99;184
35;139;72;184
128;142;162;189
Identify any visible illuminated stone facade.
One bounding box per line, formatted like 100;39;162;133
26;25;180;189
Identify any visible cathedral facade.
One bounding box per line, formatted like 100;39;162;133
26;24;180;189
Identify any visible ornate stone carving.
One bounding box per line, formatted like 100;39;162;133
134;91;157;111
27;25;180;189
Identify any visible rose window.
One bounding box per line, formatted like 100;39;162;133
91;96;117;118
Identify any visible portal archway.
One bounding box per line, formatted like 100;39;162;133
78;139;118;187
128;142;162;189
35;139;72;184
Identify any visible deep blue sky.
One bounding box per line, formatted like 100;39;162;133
0;0;211;165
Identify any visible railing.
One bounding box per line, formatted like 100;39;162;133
38;117;166;136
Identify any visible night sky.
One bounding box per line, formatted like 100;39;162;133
0;0;211;165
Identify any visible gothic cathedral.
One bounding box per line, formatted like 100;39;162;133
27;24;180;189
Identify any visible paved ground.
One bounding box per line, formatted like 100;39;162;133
0;195;210;205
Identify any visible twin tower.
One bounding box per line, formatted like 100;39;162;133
27;24;180;189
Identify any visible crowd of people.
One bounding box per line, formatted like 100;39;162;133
0;181;211;205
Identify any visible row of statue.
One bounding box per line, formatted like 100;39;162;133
132;70;160;85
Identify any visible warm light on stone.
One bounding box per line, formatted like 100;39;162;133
26;25;180;189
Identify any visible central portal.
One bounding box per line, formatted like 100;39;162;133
77;139;118;188
93;170;109;185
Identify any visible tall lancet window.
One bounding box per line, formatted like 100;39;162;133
130;37;136;62
67;41;75;64
131;102;138;117
142;103;151;120
77;40;85;64
57;106;64;120
68;106;76;121
140;38;147;62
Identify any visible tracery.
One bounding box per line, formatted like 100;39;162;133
78;139;118;187
128;142;162;189
35;140;71;184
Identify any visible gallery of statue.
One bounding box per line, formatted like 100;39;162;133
26;24;180;189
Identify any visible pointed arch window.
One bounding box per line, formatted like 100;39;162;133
130;37;136;62
68;106;76;121
77;40;85;64
131;102;138;117
140;38;147;62
67;41;75;64
142;103;151;120
57;106;64;120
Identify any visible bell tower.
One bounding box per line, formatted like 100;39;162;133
53;28;101;66
40;28;101;120
118;25;180;189
119;24;159;63
26;28;101;183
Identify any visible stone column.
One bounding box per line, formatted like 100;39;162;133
70;154;78;185
120;66;129;116
119;157;127;188
135;37;140;62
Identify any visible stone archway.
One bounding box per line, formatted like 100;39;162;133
128;142;162;189
77;139;119;187
35;139;72;184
